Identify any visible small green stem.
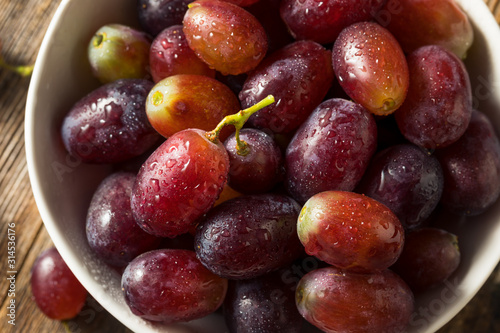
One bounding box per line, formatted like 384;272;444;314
206;95;275;155
0;57;34;77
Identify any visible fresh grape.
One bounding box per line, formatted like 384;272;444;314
240;40;333;134
121;249;227;323
224;128;283;194
391;227;460;293
280;0;385;44
332;21;409;116
298;191;405;273
285;98;377;204
149;25;215;83
31;248;88;320
395;45;472;149
356;144;444;230
145;74;240;139
61;79;159;164
223;270;303;333
137;0;191;36
376;0;474;59
88;24;151;83
436;110;500;215
86;172;162;267
195;194;303;279
183;0;268;75
296;266;414;333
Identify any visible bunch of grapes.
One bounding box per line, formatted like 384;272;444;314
34;0;500;332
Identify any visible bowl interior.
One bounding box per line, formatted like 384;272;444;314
25;0;500;332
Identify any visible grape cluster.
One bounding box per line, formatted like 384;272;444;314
44;0;500;332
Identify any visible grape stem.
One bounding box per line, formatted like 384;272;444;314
0;56;34;77
206;95;275;155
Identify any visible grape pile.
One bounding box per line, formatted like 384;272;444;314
46;0;500;331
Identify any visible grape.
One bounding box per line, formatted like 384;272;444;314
149;25;215;83
298;191;405;273
395;45;472;150
214;183;243;206
183;0;268;75
224;128;283;194
31;248;88;320
280;0;385;44
296;266;414;333
356;144;444;230
223;270;303;333
61;79;160;164
285;98;377;204
88;24;151;83
121;249;227;323
332;21;409;116
145;74;240;139
194;193;303;279
240;40;333;134
391;227;460;293
376;0;474;59
131;128;229;238
137;0;191;36
221;0;260;6
86;172;162;267
436;110;500;216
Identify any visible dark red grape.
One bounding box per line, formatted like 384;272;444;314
298;191;405;273
220;0;260;6
240;40;333;134
436;110;500;216
224;128;283;194
280;0;385;44
332;21;409;116
395;45;472;150
391;227;460;293
183;0;268;75
296;267;414;333
223;270;303;333
285;98;377;204
137;0;191;36
376;0;474;59
31;248;88;320
145;74;240;139
121;249;227;323
149;25;215;83
61;79;160;164
356;144;444;230
131;128;229;238
86;172;162;267
88;24;151;83
195;193;303;279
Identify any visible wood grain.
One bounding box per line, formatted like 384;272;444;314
0;0;498;332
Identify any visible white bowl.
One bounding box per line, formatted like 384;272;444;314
25;0;500;332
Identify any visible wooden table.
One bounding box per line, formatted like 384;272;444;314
0;0;499;332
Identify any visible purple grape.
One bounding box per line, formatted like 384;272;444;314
356;144;444;230
395;45;472;149
61;79;159;164
224;128;284;194
285;98;377;204
223;270;303;333
137;0;191;36
436;110;500;215
239;40;334;134
195;194;303;279
391;227;460;293
121;249;228;323
86;172;162;267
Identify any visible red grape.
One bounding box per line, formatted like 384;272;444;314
121;249;227;323
298;191;405;273
332;21;409;116
31;248;88;320
137;0;192;36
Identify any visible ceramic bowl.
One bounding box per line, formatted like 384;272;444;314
25;0;500;332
